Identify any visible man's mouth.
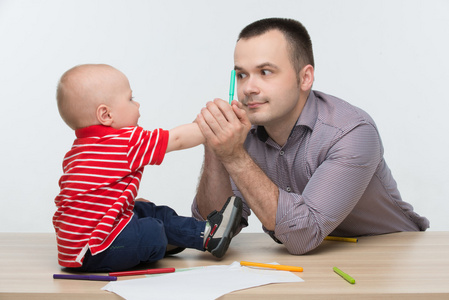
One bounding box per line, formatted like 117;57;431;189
246;102;265;109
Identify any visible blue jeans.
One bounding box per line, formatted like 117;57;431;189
73;201;207;272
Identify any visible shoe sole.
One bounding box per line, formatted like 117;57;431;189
210;196;243;258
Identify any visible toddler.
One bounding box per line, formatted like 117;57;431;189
53;64;242;272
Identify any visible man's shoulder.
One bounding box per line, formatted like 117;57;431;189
312;90;375;131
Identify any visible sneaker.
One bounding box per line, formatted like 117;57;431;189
204;196;243;258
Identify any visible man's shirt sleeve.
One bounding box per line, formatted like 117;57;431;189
272;123;381;254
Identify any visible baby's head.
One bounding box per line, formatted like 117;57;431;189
57;64;140;130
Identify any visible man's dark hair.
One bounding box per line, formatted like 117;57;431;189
238;18;314;75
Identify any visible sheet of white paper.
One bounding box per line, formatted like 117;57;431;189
102;261;303;300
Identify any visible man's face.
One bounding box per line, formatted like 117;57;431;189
234;30;303;131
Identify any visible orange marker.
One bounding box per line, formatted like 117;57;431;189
240;261;303;272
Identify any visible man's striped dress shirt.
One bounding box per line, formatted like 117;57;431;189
192;90;429;255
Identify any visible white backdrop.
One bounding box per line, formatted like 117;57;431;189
1;0;448;233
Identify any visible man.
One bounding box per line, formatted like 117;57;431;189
192;18;429;255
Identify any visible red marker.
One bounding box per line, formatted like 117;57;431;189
109;267;175;277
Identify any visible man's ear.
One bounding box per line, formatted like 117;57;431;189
96;104;113;126
299;64;314;91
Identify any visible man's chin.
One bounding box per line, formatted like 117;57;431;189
248;116;266;127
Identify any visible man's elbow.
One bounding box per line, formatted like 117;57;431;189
281;237;321;255
285;246;310;255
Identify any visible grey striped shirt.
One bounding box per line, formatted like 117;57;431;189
193;90;429;254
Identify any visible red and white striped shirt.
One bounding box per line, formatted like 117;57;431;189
53;125;168;268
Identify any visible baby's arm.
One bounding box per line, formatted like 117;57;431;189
166;122;205;153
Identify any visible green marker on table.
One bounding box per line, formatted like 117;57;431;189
333;267;356;284
229;69;236;104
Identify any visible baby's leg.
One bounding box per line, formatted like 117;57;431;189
73;215;167;272
134;201;206;251
134;196;243;259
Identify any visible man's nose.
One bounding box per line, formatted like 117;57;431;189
242;76;260;96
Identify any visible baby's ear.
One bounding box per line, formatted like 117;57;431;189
97;104;113;126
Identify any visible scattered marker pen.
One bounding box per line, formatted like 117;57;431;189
240;261;303;272
53;274;117;281
333;267;355;284
324;236;358;243
109;268;175;277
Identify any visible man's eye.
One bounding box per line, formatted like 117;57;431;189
237;73;247;79
262;70;272;75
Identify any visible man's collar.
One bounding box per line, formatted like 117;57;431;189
296;90;318;130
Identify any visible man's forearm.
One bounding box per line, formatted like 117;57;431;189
195;147;233;219
222;149;278;230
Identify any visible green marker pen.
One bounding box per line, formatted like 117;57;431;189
229;69;236;104
333;267;356;284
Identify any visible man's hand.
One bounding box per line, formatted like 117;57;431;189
195;98;278;230
196;99;251;163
